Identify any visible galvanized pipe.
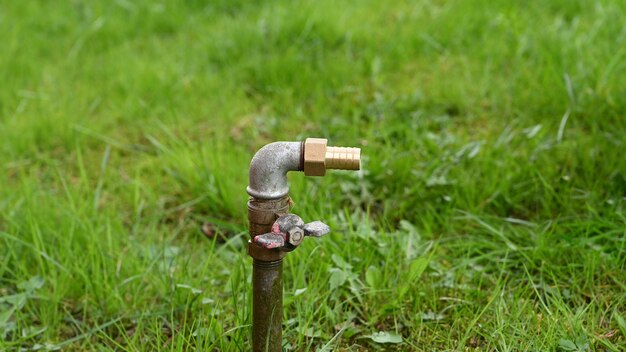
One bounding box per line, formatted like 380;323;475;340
247;142;303;200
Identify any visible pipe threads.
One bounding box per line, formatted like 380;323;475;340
253;259;283;270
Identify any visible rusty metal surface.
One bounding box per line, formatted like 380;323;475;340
248;195;288;351
252;259;283;352
248;241;287;261
252;214;306;251
248;196;290;261
272;214;305;233
247;142;303;199
252;214;330;251
248;197;291;237
253;233;285;249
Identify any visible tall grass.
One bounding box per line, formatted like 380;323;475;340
1;0;625;350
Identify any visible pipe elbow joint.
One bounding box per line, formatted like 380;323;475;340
247;142;303;200
247;138;361;200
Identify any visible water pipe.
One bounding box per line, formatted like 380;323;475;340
247;138;361;352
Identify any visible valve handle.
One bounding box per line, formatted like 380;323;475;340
303;221;330;237
253;233;285;249
252;214;330;250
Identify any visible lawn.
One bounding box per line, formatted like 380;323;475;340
1;0;625;350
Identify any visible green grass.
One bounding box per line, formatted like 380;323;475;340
1;0;625;350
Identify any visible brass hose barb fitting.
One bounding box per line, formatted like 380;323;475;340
303;138;361;176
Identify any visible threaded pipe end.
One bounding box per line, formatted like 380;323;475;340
253;259;283;270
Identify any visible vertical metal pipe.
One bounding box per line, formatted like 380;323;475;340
252;259;283;352
246;139;361;350
248;196;290;352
